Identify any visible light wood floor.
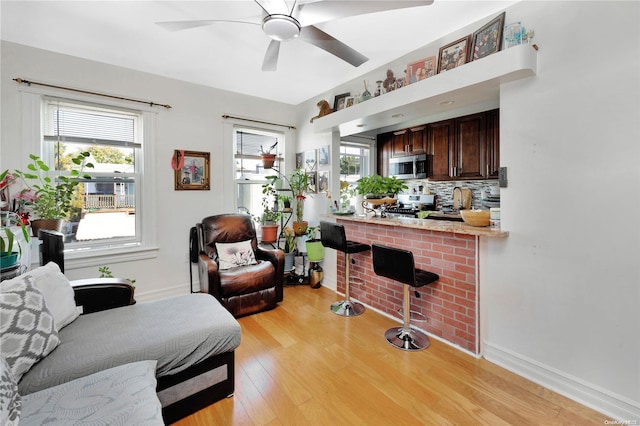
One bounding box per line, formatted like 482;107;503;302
174;285;608;425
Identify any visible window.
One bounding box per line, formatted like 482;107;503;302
340;138;373;206
42;99;142;249
234;127;286;218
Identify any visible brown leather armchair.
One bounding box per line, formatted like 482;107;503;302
197;213;284;318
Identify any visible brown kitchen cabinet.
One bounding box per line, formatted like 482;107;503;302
427;109;498;181
454;113;485;180
388;125;427;157
427;121;454;180
377;109;499;180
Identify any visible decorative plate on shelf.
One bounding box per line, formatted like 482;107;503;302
333;211;355;216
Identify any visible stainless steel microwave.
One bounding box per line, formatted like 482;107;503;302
389;154;428;179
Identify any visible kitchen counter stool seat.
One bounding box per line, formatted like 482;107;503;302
320;221;370;317
372;244;439;351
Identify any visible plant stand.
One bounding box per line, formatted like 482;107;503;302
285;252;308;285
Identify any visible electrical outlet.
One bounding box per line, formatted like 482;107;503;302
499;167;508;188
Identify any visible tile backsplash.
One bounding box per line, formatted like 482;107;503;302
404;179;500;209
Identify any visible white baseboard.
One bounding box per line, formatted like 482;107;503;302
483;341;640;421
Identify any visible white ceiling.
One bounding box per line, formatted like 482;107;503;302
0;0;516;105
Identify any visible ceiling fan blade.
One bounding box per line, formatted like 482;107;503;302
254;0;290;15
300;25;368;67
262;39;281;71
295;1;434;27
156;19;259;32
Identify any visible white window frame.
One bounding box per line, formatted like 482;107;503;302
19;90;158;270
222;119;295;213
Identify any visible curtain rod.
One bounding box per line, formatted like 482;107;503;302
222;114;296;130
13;78;172;109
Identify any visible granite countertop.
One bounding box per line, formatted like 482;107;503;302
333;214;508;238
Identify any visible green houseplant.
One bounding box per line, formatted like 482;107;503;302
13;152;93;235
260;141;278;169
0;212;30;268
253;176;281;243
356;174;407;198
288;168;310;235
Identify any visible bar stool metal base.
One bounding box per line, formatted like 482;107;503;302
331;300;365;316
385;326;430;351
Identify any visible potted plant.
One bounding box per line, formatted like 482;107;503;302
12;152;93;236
253;177;281;243
356;174;407;199
278;194;292;212
0;211;30;268
260;141;278;169
288;168;310;235
305;225;324;262
282;226;296;271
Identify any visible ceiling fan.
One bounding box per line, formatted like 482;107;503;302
156;0;433;71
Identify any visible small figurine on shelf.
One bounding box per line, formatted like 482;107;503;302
361;80;372;102
375;80;382;97
383;69;396;93
309;99;333;123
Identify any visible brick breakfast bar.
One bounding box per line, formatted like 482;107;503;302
333;215;508;354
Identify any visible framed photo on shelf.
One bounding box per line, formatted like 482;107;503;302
345;96;355;108
306;171;318;194
471;12;505;61
333;92;350;111
405;56;437;85
174;150;210;190
437;35;471;74
296;152;304;169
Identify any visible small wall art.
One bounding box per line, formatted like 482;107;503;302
471;12;505;61
318;145;330;167
304;149;317;171
437;35;471;73
317;171;329;194
173;150;210;190
306;171;318;194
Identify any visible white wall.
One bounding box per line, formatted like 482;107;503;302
481;1;640;419
1;41;296;299
294;1;640;420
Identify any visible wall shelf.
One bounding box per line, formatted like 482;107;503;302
313;44;538;137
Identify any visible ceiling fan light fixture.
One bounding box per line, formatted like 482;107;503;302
262;14;301;41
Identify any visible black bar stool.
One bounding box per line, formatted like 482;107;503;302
372;244;439;351
320;221;371;316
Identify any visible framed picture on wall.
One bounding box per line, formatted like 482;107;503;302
318;145;330;167
437;35;471;73
296;152;304;169
471;12;505;61
317;171;329;193
174;150;210;190
306;171;318;193
304;149;317;171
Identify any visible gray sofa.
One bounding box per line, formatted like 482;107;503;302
0;262;242;425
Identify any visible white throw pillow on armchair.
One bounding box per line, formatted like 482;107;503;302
24;262;80;330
